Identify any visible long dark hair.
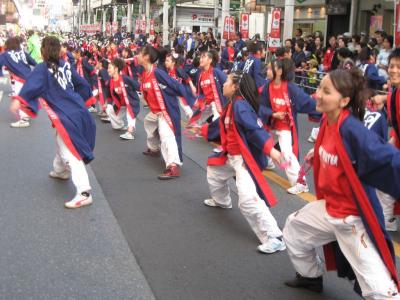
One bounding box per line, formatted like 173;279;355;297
230;71;260;112
270;58;294;81
41;36;61;77
141;45;159;64
328;68;368;121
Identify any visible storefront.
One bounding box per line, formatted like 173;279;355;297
175;6;216;33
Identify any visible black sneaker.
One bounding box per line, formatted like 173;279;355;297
285;273;323;293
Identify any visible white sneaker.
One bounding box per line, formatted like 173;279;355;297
49;170;70;180
203;198;232;209
65;192;93;209
287;183;309;195
101;117;111;123
115;125;128;131
257;238;286;254
88;106;97;113
10;119;30;128
386;218;398;232
120;132;134;140
266;158;276;170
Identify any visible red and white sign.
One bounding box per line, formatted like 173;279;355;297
223;16;236;40
396;2;400;47
106;22;111;34
79;24;101;35
268;8;281;52
135;19;140;34
140;15;146;32
112;22;118;35
150;19;155;36
240;13;249;39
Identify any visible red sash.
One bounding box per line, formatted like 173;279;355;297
148;66;175;132
77;59;84;77
387;90;400;148
208;68;223;114
109;75;135;119
315;110;399;288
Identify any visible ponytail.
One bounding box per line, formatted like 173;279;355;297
328;68;368;121
230;71;260;112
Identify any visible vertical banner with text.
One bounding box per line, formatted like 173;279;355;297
135;19;140;34
150;19;155;36
268;8;281;52
223;16;236;40
396;2;400;47
240;13;249;39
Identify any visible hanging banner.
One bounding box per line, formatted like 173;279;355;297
140;15;146;32
240;13;249;39
223;16;236;40
106;22;111;35
268;8;281;52
112;22;118;35
79;24;101;35
396;2;400;47
369;15;383;37
135;19;140;34
229;16;236;39
150;19;155;36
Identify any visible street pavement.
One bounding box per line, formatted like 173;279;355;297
0;77;396;299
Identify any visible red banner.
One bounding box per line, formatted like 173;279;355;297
106;22;111;35
80;24;101;35
135;19;140;34
268;8;281;52
112;22;118;35
396;2;400;47
240;13;249;39
223;16;236;40
140;15;146;32
150;19;155;36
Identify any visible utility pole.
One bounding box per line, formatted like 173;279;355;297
163;0;169;46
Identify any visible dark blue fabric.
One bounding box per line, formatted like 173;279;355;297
0;50;35;79
18;61;96;164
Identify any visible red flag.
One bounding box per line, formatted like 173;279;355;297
269;8;281;52
240;13;249;39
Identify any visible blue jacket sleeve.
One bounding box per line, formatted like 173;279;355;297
289;82;321;121
155;68;195;104
258;82;273;124
123;75;140;116
25;52;37;67
71;63;93;101
15;63;48;115
234;100;272;152
342;117;400;198
366;65;386;87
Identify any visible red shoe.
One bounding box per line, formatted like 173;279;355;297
157;165;180;180
142;148;161;157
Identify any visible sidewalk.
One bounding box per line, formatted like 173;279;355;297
0;87;155;299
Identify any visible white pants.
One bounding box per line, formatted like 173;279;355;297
283;200;399;300
106;104;136;130
53;133;91;195
200;101;220;124
144;111;182;167
376;190;396;225
275;130;302;186
14;81;29;120
207;155;282;244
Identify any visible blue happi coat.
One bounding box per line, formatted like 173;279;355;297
202;98;277;207
0;49;37;79
153;67;196;160
242;55;266;89
316;112;400;294
259;80;321;157
105;74;141;118
15;60;96;164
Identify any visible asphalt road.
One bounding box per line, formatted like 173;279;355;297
0;77;393;299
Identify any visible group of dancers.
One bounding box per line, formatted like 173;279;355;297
2;33;400;299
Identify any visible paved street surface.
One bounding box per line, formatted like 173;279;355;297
1;78;394;299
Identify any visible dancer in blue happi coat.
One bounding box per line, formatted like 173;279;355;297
10;36;96;209
0;37;36;128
